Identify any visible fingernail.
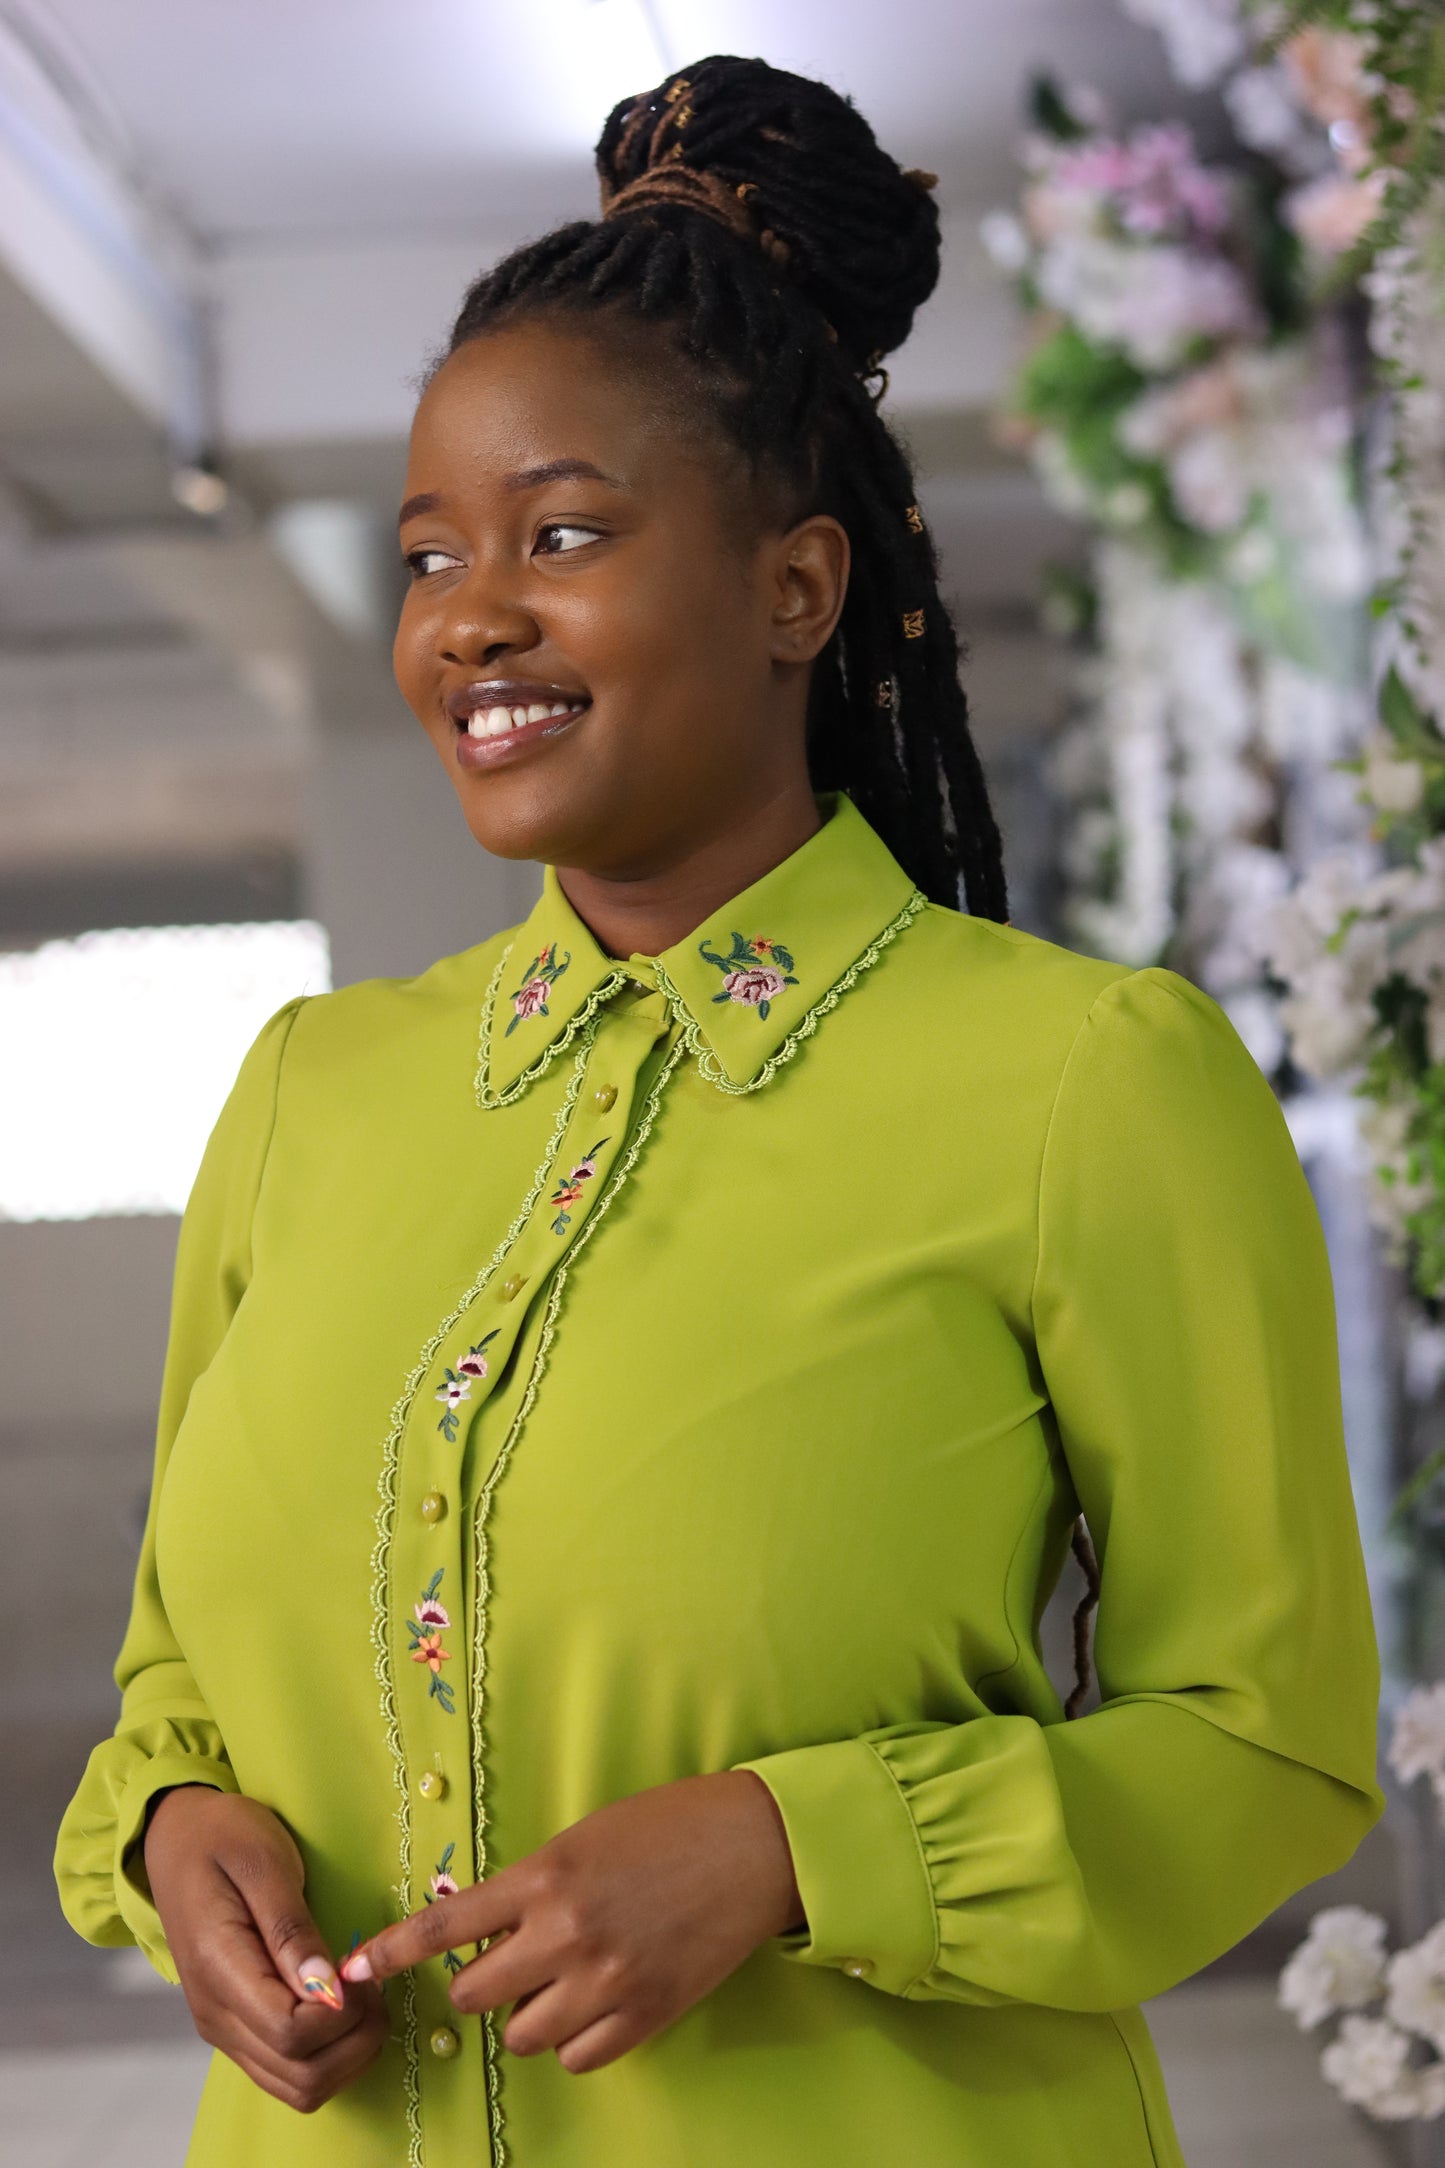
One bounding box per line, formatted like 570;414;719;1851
297;1959;344;2010
340;1949;374;1984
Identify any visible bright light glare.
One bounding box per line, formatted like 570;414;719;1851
540;0;668;141
0;920;330;1221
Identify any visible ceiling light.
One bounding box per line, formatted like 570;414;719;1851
541;0;672;142
171;461;228;518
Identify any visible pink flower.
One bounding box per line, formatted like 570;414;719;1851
429;1869;460;1899
723;965;787;1007
415;1597;451;1630
457;1351;488;1378
512;977;551;1021
1284;171;1386;259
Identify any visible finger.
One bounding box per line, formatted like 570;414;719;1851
223;1847;344;2012
212;1990;390;2110
344;1876;520;1986
501;1975;611;2059
447;1931;553;2018
202;1906;368;2061
555;2010;640;2076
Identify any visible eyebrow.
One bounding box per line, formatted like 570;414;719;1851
397;460;626;530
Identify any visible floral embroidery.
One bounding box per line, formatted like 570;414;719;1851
407;1570;456;1712
434;1333;500;1440
549;1138;610;1234
425;1842;465;1974
505;942;571;1036
698;931;799;1019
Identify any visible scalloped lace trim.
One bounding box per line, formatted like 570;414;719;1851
652;889;927;1096
474;940;631;1110
370;1029;596;2164
469;1031;688;2164
476;888;926;1108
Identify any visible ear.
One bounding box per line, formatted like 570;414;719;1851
767;514;850;665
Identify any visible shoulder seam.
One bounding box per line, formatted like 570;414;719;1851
245;996;307;1278
1026;965;1138;1340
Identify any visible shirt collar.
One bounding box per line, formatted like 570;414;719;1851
474;792;925;1107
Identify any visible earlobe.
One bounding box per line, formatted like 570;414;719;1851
771;515;850;664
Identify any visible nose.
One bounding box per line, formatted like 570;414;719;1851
435;564;540;672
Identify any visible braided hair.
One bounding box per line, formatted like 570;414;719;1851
440;54;1007;918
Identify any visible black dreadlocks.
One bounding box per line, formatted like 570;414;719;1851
440;54;1008;919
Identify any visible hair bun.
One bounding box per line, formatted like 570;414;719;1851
595;55;941;371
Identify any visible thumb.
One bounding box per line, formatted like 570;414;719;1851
239;1840;344;2012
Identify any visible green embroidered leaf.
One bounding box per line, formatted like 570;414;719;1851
438;1842;455;1873
424;1568;444;1602
772;944;795;973
758;999;771;1019
710;990;731;1004
406;1619;423;1642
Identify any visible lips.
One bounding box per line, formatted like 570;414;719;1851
445;679;591;741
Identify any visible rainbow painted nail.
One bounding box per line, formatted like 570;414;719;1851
298;1961;344;2010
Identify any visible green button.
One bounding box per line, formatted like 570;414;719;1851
418;1769;447;1802
420;1491;446;1525
499;1273;526;1303
430;2024;461;2059
593;1083;618;1111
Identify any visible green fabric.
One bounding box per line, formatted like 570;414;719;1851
55;791;1382;2167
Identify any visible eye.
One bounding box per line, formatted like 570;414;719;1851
404;547;462;579
534;522;602;556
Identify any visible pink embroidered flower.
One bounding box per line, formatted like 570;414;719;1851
512;976;551;1022
723;965;787;1008
430;1868;460;1900
411;1632;450;1676
415;1596;451;1630
435;1375;471;1410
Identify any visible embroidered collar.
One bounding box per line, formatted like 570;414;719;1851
475;792;924;1107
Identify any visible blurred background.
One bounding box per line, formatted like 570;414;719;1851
2;1;1443;2163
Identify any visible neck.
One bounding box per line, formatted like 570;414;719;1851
555;783;825;959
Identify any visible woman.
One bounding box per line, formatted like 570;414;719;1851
57;54;1381;2168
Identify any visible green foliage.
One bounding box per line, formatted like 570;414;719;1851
1247;0;1445;279
1028;73;1092;143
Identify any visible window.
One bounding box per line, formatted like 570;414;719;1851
0;920;330;1220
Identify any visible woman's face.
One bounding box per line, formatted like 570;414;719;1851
393;318;847;878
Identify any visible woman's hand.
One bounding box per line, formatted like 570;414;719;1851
342;1769;803;2074
142;1787;391;2113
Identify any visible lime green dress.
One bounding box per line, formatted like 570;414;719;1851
56;790;1381;2167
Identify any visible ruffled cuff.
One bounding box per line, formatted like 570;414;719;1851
55;1719;238;1984
734;1734;939;1996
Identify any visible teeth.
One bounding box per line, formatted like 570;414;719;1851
464;697;584;738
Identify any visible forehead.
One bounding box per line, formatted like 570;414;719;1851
406;319;722;494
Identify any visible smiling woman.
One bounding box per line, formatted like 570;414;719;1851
55;49;1380;2168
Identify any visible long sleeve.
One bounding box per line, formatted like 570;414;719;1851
54;997;305;1982
739;966;1383;2014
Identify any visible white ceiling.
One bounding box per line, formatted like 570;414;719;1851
0;0;1195;894
39;0;1194;241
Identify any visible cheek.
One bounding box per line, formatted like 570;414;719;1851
393;598;439;721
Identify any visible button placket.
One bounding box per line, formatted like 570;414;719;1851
390;986;678;2156
394;993;674;1782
